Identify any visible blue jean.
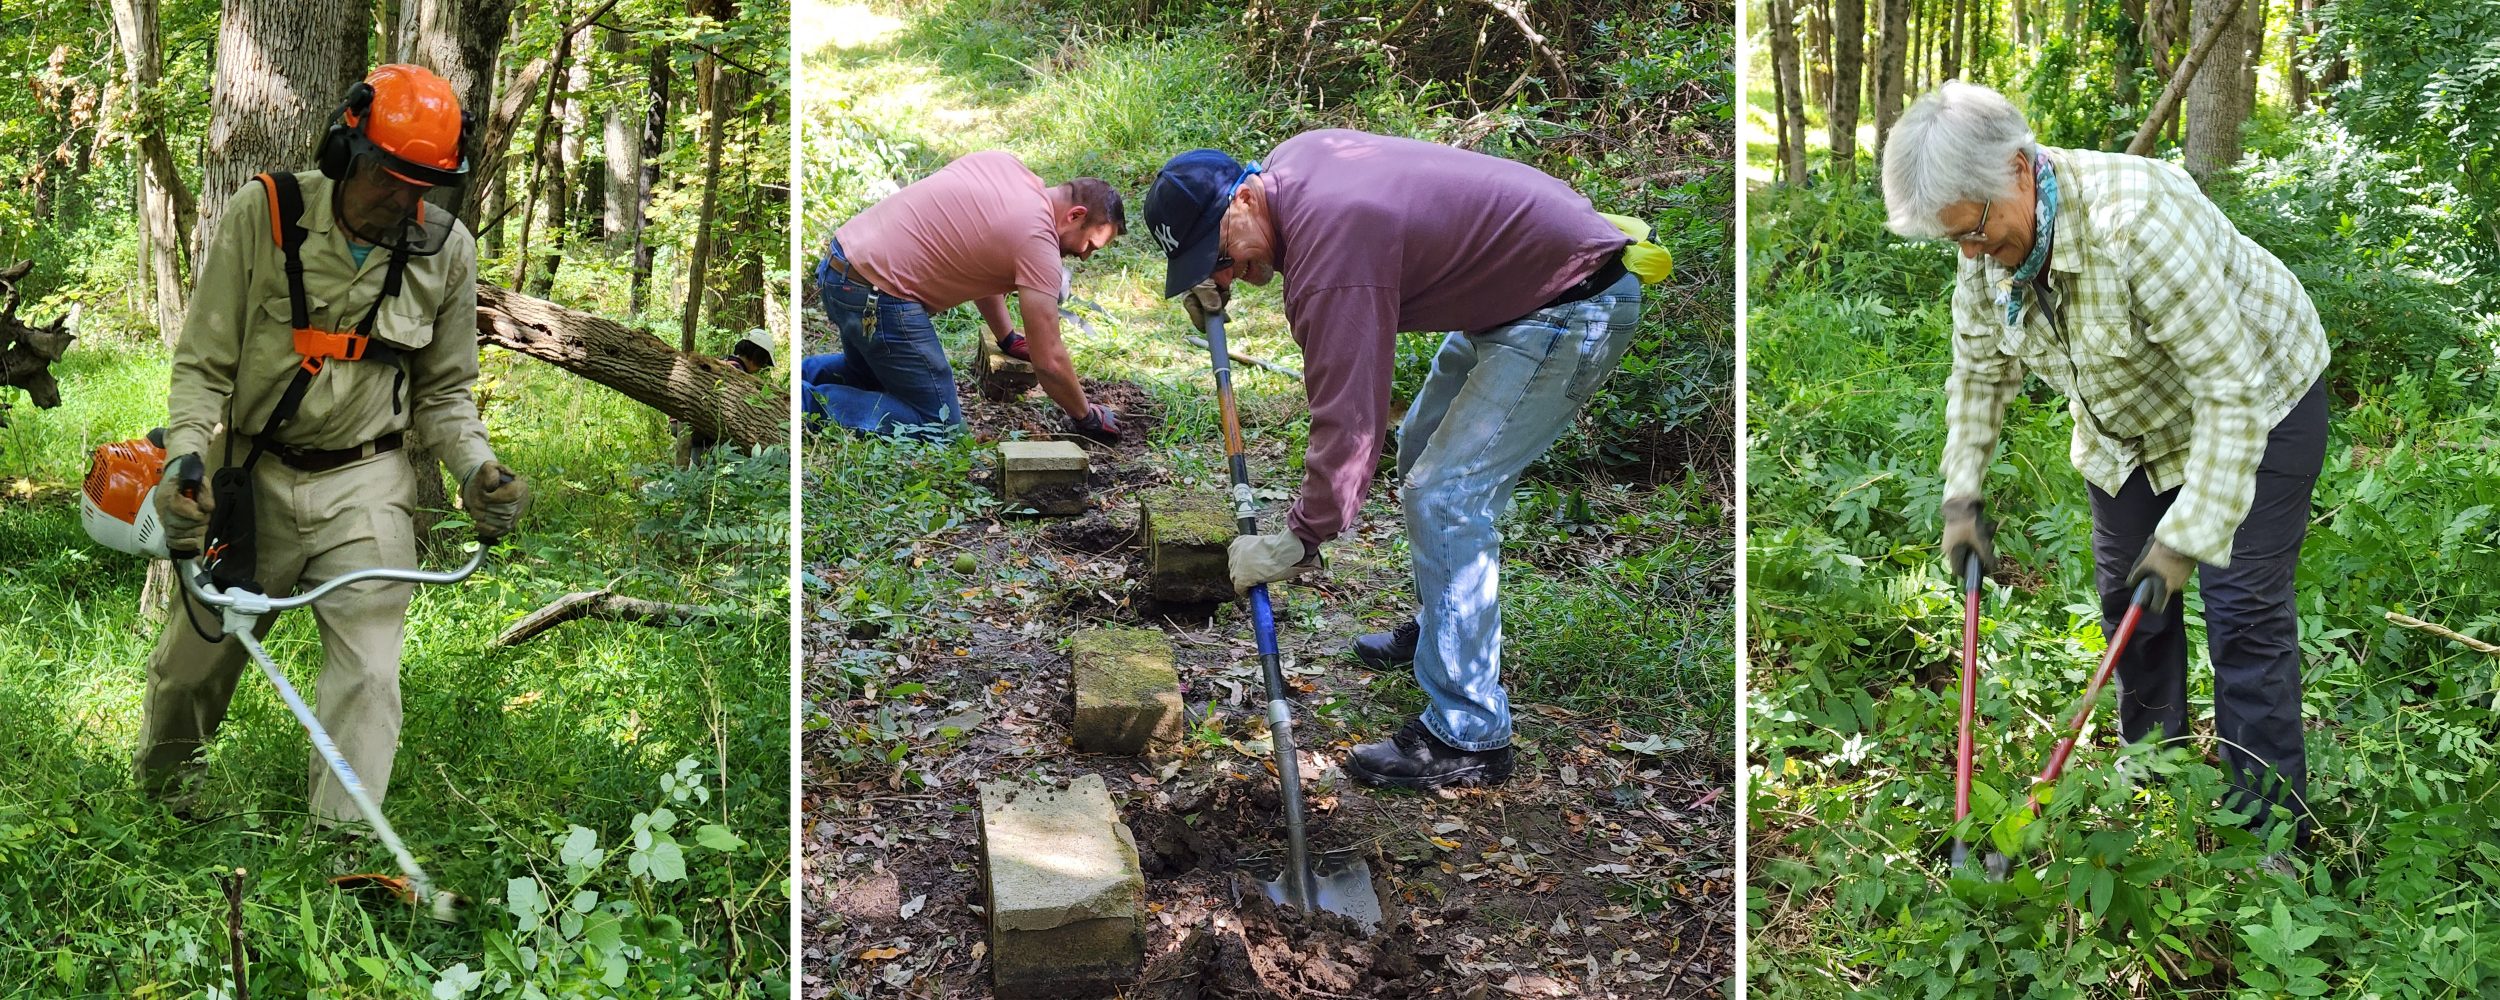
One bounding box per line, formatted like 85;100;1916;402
802;242;962;436
1395;271;1644;751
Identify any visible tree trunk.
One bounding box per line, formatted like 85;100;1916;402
475;284;787;445
2010;0;2025;53
1830;0;1865;179
602;27;641;239
2129;0;2252;161
1872;0;1911;158
194;0;364;274
2183;0;2256;181
630;43;669;316
2113;0;2147;147
391;0;521;223
108;0;195;343
2287;0;2312;110
680;50;727;350
1808;0;1834;113
1771;0;1811;185
535;31;591;296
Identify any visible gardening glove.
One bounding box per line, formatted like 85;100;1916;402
152;458;212;558
1229;532;1321;594
998;330;1031;361
2125;540;2195;612
1940;497;1995;579
461;461;528;541
1066;402;1123;444
1182;279;1228;333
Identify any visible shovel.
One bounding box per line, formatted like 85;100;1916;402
1198;308;1384;934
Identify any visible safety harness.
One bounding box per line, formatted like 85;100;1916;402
195;172;414;596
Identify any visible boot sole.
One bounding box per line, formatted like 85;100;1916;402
1346;756;1514;790
1350;646;1414;670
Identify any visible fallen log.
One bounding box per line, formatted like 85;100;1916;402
494;589;729;646
474;284;787;447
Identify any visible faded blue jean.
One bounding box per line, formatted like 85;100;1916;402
1395;271;1644;751
802;240;962;437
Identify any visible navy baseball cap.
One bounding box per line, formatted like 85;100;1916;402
1143;149;1253;297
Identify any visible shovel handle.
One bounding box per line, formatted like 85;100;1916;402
2028;576;2159;811
1953;553;1983;842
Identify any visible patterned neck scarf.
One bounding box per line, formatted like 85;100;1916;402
1998;150;2059;326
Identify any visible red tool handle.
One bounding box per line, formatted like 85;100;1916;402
1953;554;1982;827
2027;577;2160;812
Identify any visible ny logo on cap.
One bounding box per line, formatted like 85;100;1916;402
1153;222;1179;254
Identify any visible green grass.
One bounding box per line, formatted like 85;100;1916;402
802;0;1732;744
0;325;790;995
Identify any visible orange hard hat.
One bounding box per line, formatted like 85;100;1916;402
346;64;468;186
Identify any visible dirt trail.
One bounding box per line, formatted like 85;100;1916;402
804;373;1729;999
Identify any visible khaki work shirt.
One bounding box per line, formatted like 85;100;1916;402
167;170;494;481
1941;146;2331;567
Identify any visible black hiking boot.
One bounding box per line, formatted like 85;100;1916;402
1346;720;1514;790
1351;617;1421;668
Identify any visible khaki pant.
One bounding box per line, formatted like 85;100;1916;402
135;448;418;824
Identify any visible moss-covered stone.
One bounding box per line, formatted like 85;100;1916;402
974;333;1038;400
978;774;1144;997
1138;487;1237;603
1070;628;1181;754
998;441;1089;516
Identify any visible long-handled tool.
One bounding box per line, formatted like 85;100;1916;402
1950;553;1984;869
169;459;490;922
1977;576;2159;875
1200;309;1383;934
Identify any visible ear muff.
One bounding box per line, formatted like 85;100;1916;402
318;81;377;181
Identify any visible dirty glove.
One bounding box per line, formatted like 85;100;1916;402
2125;541;2195;612
998;330;1031;361
1067;402;1123;444
1229;532;1321;594
1182;280;1228;333
1940;497;1995;579
462;461;528;541
152;458;212;558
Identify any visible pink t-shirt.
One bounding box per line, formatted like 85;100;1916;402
834;150;1062;313
1266;130;1630;545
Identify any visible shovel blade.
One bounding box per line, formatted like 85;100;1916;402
1243;849;1383;934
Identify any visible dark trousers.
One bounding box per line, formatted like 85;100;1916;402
2090;378;2327;845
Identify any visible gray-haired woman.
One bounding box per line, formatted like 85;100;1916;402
1884;81;2330;851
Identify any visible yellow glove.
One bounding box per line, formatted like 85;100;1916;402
1599;213;1674;284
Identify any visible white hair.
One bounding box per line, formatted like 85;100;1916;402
1881;81;2037;239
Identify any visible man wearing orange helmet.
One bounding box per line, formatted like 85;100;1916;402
137;65;527;827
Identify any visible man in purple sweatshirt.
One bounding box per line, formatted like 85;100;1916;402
1142;131;1643;790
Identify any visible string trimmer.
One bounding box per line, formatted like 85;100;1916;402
1199;308;1383;934
161;453;489;921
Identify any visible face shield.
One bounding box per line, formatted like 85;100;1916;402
333;136;463;257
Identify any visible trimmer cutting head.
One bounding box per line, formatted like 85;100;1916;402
1234;846;1384;934
329;873;465;923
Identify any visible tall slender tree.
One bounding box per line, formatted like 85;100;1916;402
1830;0;1866;178
193;0;363;274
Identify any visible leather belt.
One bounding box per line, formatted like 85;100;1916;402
276;431;403;472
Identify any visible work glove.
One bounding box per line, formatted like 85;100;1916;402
1182;280;1228;334
1228;532;1321;594
1940;497;1995;579
153;458;212;558
2125;541;2195;612
998;330;1031;361
1066;402;1123;444
462;461;529;541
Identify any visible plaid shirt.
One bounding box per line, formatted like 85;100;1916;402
1941;146;2330;567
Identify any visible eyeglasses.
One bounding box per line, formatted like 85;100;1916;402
1950;202;1992;245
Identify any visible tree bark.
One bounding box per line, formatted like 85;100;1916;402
392;0;521;223
1872;0;1912;158
494;590;729;646
2129;0;2252;160
1808;0;1834;114
194;0;363;274
1830;0;1865;179
602;27;642;239
1771;0;1811;185
2182;0;2256;181
680;49;727;350
108;0;195;344
630;43;669;315
476;284;787;446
